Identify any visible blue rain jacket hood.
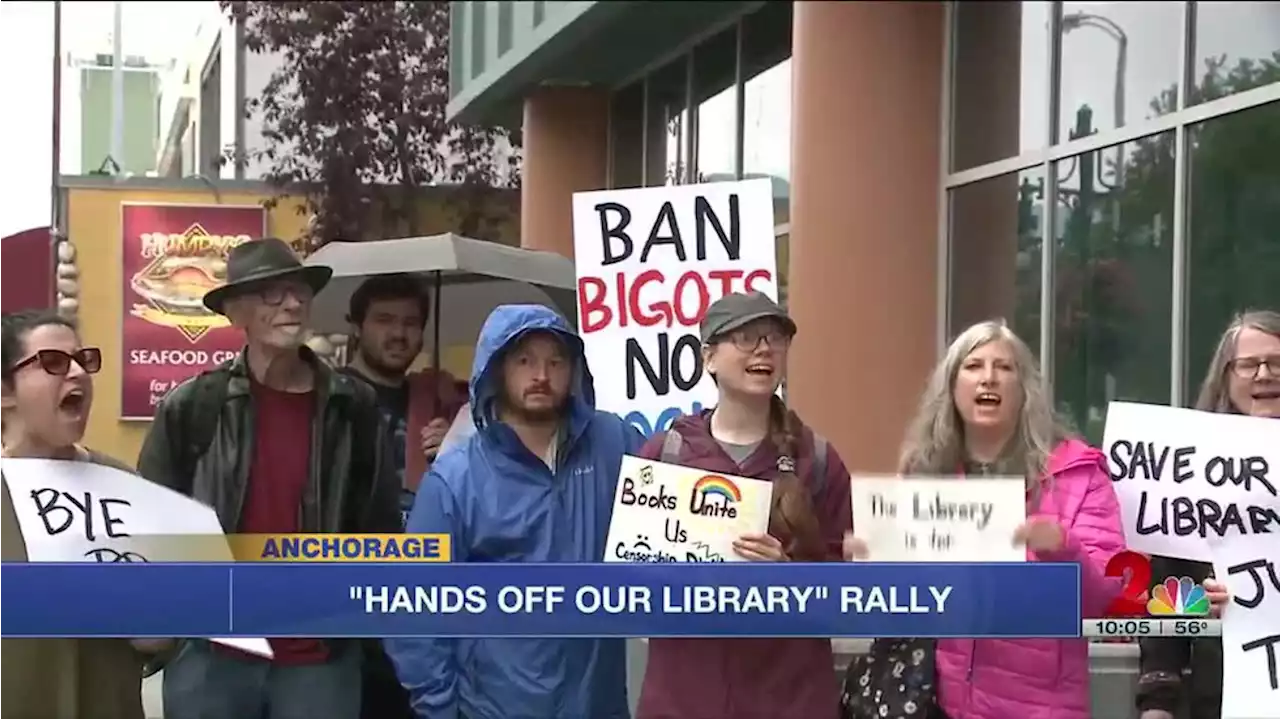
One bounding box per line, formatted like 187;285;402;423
387;304;642;719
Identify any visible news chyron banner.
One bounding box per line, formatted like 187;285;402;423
120;203;265;419
3;563;1082;640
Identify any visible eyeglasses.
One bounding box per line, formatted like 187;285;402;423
13;348;102;376
257;282;314;307
1229;355;1280;379
726;327;791;353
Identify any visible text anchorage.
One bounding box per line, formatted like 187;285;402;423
1107;440;1278;538
577;189;774;437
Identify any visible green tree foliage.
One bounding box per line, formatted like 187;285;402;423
1018;53;1279;438
220;1;521;248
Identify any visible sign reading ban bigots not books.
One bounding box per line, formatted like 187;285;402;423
120;204;266;420
571;179;779;438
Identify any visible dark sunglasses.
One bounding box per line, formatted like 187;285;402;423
13;348;102;376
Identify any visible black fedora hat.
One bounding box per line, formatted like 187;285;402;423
203;237;333;315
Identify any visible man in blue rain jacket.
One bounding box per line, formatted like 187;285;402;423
387;304;643;719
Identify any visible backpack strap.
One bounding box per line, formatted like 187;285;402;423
661;429;684;464
810;432;830;495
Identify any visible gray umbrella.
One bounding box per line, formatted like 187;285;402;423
304;232;578;413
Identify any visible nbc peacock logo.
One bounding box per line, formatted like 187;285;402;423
1146;576;1211;617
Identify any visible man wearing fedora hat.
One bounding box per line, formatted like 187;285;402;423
138;237;401;719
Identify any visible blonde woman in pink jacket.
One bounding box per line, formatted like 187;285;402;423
845;320;1126;719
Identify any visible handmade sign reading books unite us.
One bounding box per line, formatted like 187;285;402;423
604;457;773;563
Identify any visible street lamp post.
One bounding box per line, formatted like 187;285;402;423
1062;12;1129;182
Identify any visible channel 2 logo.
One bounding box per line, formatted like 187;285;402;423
1105;550;1210;617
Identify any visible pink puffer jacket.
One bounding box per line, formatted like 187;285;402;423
936;439;1125;719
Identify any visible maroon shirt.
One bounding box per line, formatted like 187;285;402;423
220;379;328;665
635;410;853;719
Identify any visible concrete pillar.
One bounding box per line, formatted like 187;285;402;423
788;1;946;472
520;87;610;258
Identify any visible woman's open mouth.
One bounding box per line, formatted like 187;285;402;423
58;390;87;416
975;392;1002;407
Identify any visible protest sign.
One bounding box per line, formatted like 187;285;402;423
1;457;271;657
604;456;773;563
572;179;778;437
1102;402;1278;562
849;476;1027;562
1211;530;1280;718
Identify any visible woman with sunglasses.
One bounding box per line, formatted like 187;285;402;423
1;310;150;719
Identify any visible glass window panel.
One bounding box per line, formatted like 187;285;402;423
1053;133;1174;444
610;82;644;189
951;2;1051;171
1192;2;1280;106
692;26;738;183
645;58;689;186
1185;102;1280;400
742;1;792;297
1056;2;1181;143
742;1;792;186
947;169;1044;353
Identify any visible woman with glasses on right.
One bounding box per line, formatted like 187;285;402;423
1137;309;1279;719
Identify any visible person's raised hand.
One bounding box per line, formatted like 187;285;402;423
842;531;869;561
733;533;788;562
1013;517;1066;553
1204;577;1230;617
421;418;450;460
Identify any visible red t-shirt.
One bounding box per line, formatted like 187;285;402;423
218;379;328;665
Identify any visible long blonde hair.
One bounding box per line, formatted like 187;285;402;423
1194;309;1280;414
898;319;1070;488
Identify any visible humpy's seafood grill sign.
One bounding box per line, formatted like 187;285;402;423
120;203;266;420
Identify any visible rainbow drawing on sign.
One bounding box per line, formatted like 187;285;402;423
1147;576;1211;616
693;475;742;503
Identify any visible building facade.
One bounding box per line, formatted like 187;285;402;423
69;53;165;176
449;0;1280;469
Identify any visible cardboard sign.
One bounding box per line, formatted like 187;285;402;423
604;456;773;563
849;476;1028;562
1212;530;1280;718
1102;402;1278;562
1;457;271;657
572;179;779;437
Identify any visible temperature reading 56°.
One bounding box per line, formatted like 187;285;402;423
1168;619;1221;637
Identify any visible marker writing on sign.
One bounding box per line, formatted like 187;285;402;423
1227;557;1280;690
1107;440;1278;538
577;191;770;437
29;488;132;542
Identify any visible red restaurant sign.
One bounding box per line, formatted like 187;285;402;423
120;203;266;419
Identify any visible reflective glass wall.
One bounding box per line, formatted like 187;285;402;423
944;1;1280;443
608;2;794;303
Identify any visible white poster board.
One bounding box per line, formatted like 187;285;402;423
1211;530;1280;719
849;476;1028;562
604;456;773;563
572;179;779;437
2;458;272;657
1102;402;1278;562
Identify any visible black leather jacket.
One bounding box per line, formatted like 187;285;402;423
1137;555;1222;719
137;348;401;535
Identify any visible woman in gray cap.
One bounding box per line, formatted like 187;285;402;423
632;291;853;719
